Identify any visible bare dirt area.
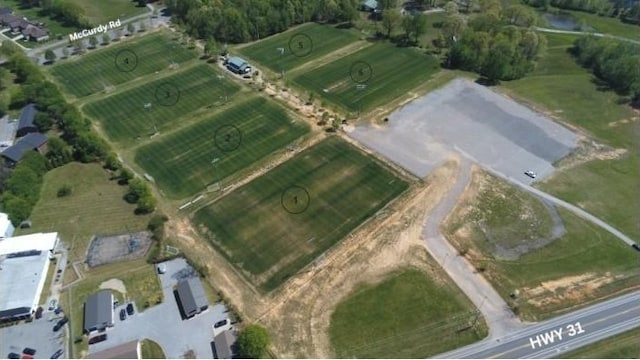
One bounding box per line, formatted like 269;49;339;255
523;273;623;309
551;135;628;173
98;278;127;295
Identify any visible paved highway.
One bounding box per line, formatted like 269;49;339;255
437;291;640;358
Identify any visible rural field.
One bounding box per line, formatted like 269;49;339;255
135;97;309;199
501;33;640;241
83;63;241;143
50;32;196;98
193;137;409;291
565;327;640;358
444;171;640;320
292;43;441;113
236;23;361;73
17;163;152;263
330;269;487;358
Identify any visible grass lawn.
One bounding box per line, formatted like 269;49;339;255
501;33;640;240
135;96;309;199
68;0;148;25
567;10;640;41
329;269;487;358
141;339;166;359
564;327;640;358
444;171;640;320
50;32;197;98
193;137;409;291
236;23;361;73
65;260;161;358
292;43;441;113
83;63;241;143
16;163;152;263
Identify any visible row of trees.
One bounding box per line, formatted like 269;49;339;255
166;0;364;43
443;0;546;83
571;36;640;103
1;152;47;225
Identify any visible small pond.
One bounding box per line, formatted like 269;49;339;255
542;12;592;31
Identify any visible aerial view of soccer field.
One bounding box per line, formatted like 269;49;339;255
236;23;360;73
50;32;196;98
135;97;309;199
193;137;409;291
82;64;240;143
292;43;441;113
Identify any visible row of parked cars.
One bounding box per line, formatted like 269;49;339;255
7;348;62;359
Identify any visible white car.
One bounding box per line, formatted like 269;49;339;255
524;170;537;179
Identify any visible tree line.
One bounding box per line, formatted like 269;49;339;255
0;41;157;225
17;0;89;29
524;0;640;25
166;0;366;43
571;36;640;103
444;0;546;83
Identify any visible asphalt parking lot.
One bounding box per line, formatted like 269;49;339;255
348;78;577;183
0;315;66;359
89;258;231;359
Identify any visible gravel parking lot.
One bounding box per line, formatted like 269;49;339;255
0;316;66;359
89;258;231;359
348;78;577;183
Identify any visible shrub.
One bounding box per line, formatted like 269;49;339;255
57;184;72;197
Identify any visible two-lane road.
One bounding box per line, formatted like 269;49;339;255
437;291;640;358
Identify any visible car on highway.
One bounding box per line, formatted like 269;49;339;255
48;299;57;311
88;334;107;345
524;170;537;179
22;348;36;356
50;350;63;359
214;319;228;328
126;303;134;316
120;309;126;321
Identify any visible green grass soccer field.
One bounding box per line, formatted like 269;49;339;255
236;23;360;73
135;97;309;199
50;32;196;98
292;43;441;113
82;63;240;143
193;137;409;292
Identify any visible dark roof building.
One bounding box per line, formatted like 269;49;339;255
0;7;12;15
225;56;251;74
213;330;238;359
83;290;114;334
175;277;208;319
86;340;141;359
21;24;48;42
17;103;37;137
1;132;48;164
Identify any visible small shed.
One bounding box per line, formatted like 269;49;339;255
225;56;251;74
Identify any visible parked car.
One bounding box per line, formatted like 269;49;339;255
88;334;107;344
524;170;537;179
22;348;36;356
50;350;63;359
54;307;63;315
214;319;228;328
35;307;43;319
126;303;134;315
119;309;126;321
48;299;57;311
53;317;68;332
7;353;20;359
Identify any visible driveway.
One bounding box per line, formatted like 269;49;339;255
89;258;231;359
0;316;66;359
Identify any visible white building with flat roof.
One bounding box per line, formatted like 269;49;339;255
0;213;14;239
0;232;58;257
0;250;51;321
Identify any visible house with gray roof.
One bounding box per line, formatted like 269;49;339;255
17;103;38;137
83;290;114;334
213;330;238;359
225;56;251;74
175;277;208;319
1;132;48;165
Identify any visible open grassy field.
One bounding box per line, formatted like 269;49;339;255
16;163;152;263
68;0;148;25
501;33;640;241
50;33;197;98
83;64;241;143
193;137;408;291
329;269;487;358
444;171;640;320
236;23;361;73
566;9;640;41
565;327;640;358
135;97;309;199
64;260;161;358
141;339;166;359
292;43;440;113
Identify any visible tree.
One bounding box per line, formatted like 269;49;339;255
442;14;467;44
381;10;401;38
127;23;135;35
238;325;270;359
104;153;121;171
101;33;110;45
203;38;217;58
44;49;57;63
119;168;134;184
88;35;98;48
136;194;156;214
444;1;459;15
503;5;536;27
126;178;149;203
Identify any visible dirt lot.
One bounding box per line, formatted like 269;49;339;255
86;231;153;267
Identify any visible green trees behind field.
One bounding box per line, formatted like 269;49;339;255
571;36;640;103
